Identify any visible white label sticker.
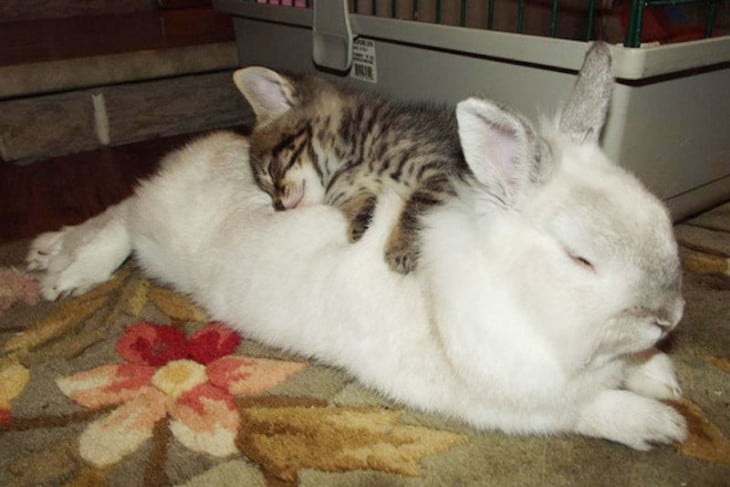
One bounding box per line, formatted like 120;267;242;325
351;38;377;83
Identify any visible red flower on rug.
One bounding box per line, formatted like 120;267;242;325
56;322;306;467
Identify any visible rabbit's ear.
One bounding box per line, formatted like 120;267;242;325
456;97;546;202
233;67;297;125
559;42;614;144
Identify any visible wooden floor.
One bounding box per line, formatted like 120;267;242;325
0;133;204;242
0;8;233;67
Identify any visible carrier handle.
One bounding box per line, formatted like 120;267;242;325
313;0;353;72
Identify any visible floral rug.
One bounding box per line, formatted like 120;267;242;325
1;202;729;486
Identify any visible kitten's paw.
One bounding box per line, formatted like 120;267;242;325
624;351;682;400
384;244;418;275
576;390;687;450
26;231;64;271
348;219;369;243
346;196;376;243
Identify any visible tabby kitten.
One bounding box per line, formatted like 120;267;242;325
233;67;470;274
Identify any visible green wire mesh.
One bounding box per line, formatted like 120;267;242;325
256;0;725;47
625;0;722;47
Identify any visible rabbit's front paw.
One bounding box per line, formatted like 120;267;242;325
576;389;687;450
624;350;682;400
26;231;64;271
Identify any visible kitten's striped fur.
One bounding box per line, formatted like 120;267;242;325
236;68;470;274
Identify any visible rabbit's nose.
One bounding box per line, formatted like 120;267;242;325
655;294;684;332
667;294;685;326
653;318;673;332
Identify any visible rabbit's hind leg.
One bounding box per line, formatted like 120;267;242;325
26;200;133;300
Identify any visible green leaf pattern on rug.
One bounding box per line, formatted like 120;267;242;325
702;355;730;373
1;267;132;359
0;358;30;424
672;399;730;465
2;295;107;354
680;248;730;276
236;406;468;483
148;287;208;322
0;266;39;319
123;277;151;318
4;438;82;486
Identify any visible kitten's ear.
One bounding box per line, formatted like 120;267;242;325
559;42;613;144
456;97;546;203
233;67;298;125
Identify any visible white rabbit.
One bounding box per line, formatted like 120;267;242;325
26;42;686;450
423;43;686;448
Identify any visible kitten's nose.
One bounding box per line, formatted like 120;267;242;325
279;182;304;209
273;199;286;211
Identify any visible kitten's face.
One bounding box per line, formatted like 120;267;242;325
250;118;325;210
239;69;339;210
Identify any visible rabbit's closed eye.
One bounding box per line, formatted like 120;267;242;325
571;254;594;271
559;243;595;271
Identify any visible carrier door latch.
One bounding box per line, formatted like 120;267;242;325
312;0;353;72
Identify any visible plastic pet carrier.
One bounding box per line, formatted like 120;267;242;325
215;0;730;219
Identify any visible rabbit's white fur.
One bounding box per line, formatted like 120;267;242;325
27;43;686;450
